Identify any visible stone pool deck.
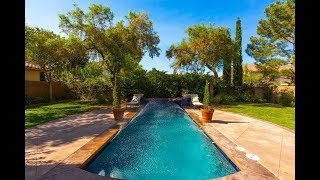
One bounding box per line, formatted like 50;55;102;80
25;107;136;180
25;105;294;180
184;108;294;180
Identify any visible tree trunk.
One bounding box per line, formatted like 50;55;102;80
212;69;219;81
209;83;214;102
110;73;115;87
211;69;219;101
49;72;53;102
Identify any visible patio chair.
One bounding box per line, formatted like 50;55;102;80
190;94;203;109
126;94;144;107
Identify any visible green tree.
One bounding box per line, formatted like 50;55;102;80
26;26;66;101
26;25;90;101
63;35;89;70
243;65;263;85
203;80;211;109
280;67;295;85
118;65;148;99
233;17;243;87
60;62;108;100
246;0;295;63
59;4;160;89
166;23;233;83
255;59;286;82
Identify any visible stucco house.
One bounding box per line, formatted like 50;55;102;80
243;62;295;86
25;61;71;101
25;61;46;81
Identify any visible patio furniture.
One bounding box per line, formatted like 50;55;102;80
126;94;144;107
190;94;203;109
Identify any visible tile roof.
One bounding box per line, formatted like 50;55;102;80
25;61;41;70
243;63;294;72
243;64;258;72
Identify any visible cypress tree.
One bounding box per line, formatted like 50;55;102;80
113;75;120;108
203;80;211;109
233;17;243;87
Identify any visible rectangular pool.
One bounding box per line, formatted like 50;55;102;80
83;100;238;179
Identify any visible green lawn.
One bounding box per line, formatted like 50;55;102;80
25;101;108;128
215;103;295;130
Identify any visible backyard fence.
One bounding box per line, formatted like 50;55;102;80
25;81;73;99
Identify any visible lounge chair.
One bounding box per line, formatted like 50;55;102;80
190;94;203;108
126;94;144;107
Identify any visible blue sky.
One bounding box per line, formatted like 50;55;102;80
26;0;275;74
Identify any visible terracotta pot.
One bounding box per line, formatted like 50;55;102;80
200;108;214;123
112;106;126;121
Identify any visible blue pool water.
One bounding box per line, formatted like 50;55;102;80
84;101;238;179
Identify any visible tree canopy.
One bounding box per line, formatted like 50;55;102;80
25;25;89;101
59;4;160;86
246;0;295;64
25;26;65;73
166;23;233;81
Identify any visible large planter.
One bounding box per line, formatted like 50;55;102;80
200;108;214;123
112;106;126;121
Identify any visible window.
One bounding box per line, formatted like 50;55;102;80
40;72;46;81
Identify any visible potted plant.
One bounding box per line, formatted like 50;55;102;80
112;76;126;121
200;80;214;123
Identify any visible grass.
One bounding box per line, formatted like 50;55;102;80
25;100;110;128
215;103;295;130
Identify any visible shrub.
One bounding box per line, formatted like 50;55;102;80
213;95;223;104
213;94;237;104
238;92;254;102
263;88;274;103
253;96;267;103
238;92;266;103
119;68;213;99
25;95;50;106
60;62;109;100
96;95;107;104
278;91;295;107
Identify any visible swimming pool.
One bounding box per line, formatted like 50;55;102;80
84;100;238;179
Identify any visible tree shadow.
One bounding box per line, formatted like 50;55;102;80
25;108;116;148
25;107;139;180
211;120;250;124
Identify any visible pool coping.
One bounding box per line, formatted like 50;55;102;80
39;102;278;180
184;108;279;180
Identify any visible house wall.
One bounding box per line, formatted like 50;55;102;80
25;81;73;99
25;69;40;81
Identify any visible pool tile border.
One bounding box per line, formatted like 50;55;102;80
184;108;279;180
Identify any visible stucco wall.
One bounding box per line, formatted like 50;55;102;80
25;69;40;81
